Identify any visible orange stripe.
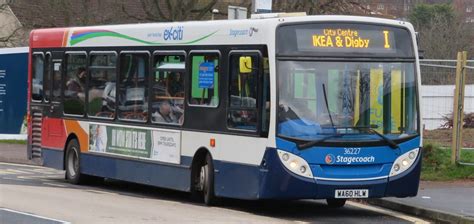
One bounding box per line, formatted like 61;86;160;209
64;120;89;152
62;29;70;47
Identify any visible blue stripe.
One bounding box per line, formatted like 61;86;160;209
81;153;191;192
42;148;63;170
41;146;421;200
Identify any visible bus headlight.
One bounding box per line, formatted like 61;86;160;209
277;150;313;178
390;148;419;177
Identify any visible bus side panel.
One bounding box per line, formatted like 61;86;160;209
42;148;64;170
80;153;192;192
213;148;319;200
213;160;261;200
42;117;67;150
41;118;67;170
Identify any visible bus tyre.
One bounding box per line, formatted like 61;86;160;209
201;153;216;206
326;199;346;208
65;139;84;185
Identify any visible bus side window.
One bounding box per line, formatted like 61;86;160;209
152;54;185;125
43;53;51;102
31;53;44;101
118;53;149;122
52;61;62;102
64;53;87;115
261;57;270;135
189;53;220;107
227;54;259;131
88;52;117;119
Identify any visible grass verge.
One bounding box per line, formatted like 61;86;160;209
0;139;27;145
422;144;474;181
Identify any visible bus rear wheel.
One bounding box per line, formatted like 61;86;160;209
326;199;346;208
65;139;85;184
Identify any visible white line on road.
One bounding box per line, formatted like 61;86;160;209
85;189;119;196
347;201;430;224
1;177;26;181
7;168;33;174
16;175;34;180
0;162;42;168
0;170;17;175
0;208;71;224
43;182;67;188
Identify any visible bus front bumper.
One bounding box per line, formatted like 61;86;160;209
257;148;421;200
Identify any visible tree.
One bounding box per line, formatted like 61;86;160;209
272;0;371;15
42;0;123;27
409;4;473;59
122;0;218;22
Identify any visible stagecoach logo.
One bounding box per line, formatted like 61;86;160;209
229;27;259;37
325;154;335;164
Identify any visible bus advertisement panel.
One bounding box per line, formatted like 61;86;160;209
0;47;28;139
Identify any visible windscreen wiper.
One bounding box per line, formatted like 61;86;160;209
322;84;335;128
297;84;339;150
298;134;343;150
349;126;399;149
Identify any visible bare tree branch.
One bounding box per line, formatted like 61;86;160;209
121;4;148;22
155;0;171;21
194;0;218;20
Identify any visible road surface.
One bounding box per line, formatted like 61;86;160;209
0;162;428;223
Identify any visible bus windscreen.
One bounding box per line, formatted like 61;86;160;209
277;23;414;58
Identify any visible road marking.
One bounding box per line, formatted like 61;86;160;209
0;208;71;224
347;201;430;224
0;170;17;175
39;178;54;182
86;189;118;196
293;221;310;224
1;177;26;181
0;162;42;168
43;182;67;188
6;168;33;174
17;175;34;180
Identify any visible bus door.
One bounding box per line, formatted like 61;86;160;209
43;51;66;145
48;52;64;118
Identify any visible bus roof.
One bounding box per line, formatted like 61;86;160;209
29;15;415;49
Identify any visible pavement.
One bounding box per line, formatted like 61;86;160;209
367;181;474;224
0;143;40;165
1;143;473;223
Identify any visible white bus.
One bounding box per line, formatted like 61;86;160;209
28;14;422;207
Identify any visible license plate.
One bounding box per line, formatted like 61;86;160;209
335;189;369;198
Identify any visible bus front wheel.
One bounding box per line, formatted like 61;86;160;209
198;153;216;206
326;199;346;208
65;139;85;184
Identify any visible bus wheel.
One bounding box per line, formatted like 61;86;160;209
199;153;216;206
65;139;84;185
326;199;346;208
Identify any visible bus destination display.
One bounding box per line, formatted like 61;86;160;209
312;29;390;49
294;26;399;54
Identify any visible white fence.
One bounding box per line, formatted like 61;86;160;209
422;84;474;130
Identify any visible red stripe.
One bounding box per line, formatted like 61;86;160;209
30;28;68;48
